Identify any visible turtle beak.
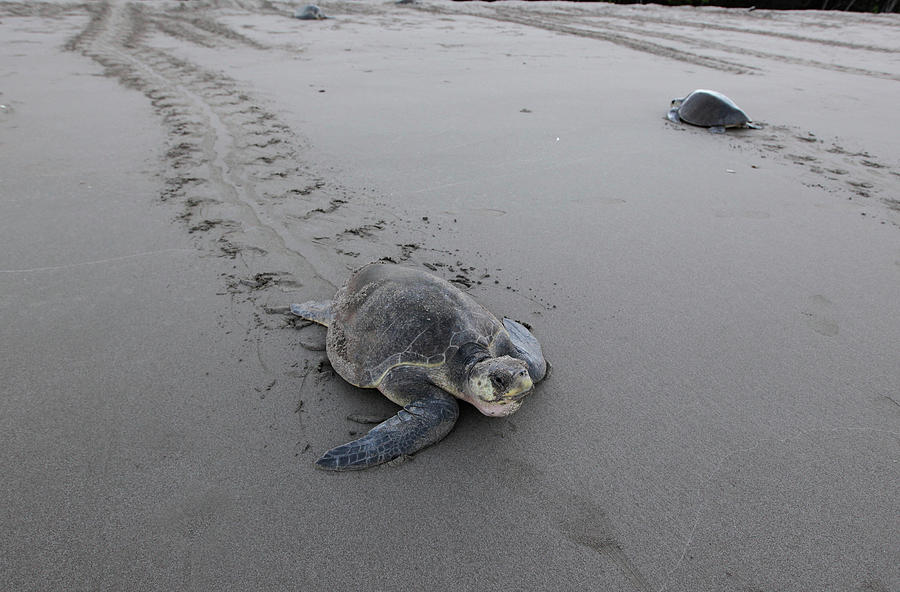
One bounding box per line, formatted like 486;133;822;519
502;370;533;401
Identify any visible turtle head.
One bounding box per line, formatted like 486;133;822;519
465;356;533;417
670;97;684;108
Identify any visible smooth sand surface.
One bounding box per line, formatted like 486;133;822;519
2;1;898;590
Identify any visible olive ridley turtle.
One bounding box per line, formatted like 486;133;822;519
667;89;761;133
294;4;326;20
291;263;548;470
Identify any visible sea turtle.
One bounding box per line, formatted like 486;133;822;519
291;263;548;470
667;89;761;134
294;4;326;20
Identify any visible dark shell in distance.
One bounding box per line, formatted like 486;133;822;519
294;4;326;19
670;89;753;128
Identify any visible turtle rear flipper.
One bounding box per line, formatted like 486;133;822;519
290;300;334;327
316;392;459;470
503;318;548;383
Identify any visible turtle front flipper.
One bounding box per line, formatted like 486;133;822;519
290;301;334;327
316;392;459;471
502;318;548;383
667;108;682;124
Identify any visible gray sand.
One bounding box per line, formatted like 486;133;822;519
1;1;898;590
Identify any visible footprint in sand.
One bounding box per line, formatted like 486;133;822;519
883;199;900;213
786;153;818;165
801;294;839;337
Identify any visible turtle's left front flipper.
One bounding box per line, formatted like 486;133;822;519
315;392;459;471
503;318;548;383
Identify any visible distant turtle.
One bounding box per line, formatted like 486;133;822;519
294;4;326;19
291;263;548;470
667;89;761;133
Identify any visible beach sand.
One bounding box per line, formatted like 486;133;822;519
1;1;898;590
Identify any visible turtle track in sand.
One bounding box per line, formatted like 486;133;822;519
683;124;900;228
61;0;436;304
746;126;900;221
0;1;87;18
390;1;751;75
4;0;546;316
510;4;900;82
54;0;547;308
399;1;900;228
402;2;900;81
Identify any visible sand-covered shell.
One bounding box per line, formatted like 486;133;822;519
326;264;501;388
668;89;759;131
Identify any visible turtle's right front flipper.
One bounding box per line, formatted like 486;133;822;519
502;318;548;383
315;393;459;471
290;300;334;327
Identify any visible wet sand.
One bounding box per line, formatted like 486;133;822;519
1;1;898;590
